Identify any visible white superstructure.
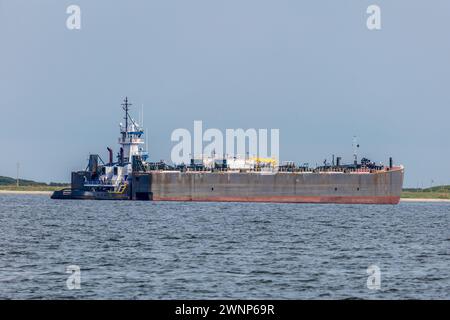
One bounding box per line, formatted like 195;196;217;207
117;97;147;174
85;97;148;191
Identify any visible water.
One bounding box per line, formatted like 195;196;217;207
0;194;448;299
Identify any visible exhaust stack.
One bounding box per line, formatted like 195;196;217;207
107;147;113;165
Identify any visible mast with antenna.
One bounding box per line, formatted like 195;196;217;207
118;97;145;164
121;97;132;140
352;136;359;165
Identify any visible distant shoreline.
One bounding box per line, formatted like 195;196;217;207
400;198;450;203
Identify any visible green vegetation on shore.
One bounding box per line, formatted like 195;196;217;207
0;185;68;192
402;185;450;200
0;176;69;192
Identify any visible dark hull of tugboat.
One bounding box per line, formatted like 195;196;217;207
51;189;129;200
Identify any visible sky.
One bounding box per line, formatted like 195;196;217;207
0;0;449;187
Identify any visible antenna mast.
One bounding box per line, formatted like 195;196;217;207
352;136;359;165
121;97;132;140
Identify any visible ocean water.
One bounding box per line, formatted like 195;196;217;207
0;194;448;299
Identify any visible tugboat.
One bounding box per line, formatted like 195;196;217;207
51;97;147;200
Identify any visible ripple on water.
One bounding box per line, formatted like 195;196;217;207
0;194;449;299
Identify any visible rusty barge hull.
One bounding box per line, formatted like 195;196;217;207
131;167;404;204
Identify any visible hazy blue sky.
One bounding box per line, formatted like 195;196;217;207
1;0;449;187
